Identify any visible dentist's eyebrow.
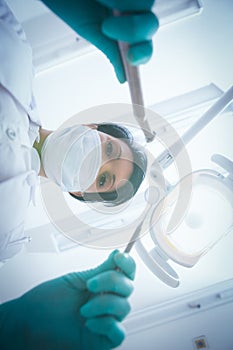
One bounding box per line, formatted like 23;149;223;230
117;146;122;160
108;174;116;191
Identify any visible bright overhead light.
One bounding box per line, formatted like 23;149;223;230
154;0;203;27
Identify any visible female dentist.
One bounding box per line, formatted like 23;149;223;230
0;0;158;348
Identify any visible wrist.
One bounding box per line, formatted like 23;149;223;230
0;299;24;349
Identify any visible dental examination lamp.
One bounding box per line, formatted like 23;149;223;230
112;2;233;278
134;86;233;288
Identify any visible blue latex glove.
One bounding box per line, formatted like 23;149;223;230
0;250;136;350
41;0;159;82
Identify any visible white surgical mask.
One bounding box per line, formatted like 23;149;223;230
41;125;102;192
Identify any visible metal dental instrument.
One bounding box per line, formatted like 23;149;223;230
123;203;154;254
124;219;144;253
119;43;155;143
124;186;159;253
113;10;155;143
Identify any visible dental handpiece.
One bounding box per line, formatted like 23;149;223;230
113;10;155;143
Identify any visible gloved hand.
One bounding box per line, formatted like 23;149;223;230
41;0;159;82
0;250;136;350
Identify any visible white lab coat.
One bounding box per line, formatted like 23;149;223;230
0;0;41;262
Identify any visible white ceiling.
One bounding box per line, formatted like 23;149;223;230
1;0;233;325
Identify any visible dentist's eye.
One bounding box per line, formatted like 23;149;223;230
98;172;112;189
105;140;121;159
98;173;106;187
97;172;115;191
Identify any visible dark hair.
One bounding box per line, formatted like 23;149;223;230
69;123;147;206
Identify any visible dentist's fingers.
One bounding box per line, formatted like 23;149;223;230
87;270;134;297
113;252;136;280
80;294;131;321
86;316;125;348
102;12;159;45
